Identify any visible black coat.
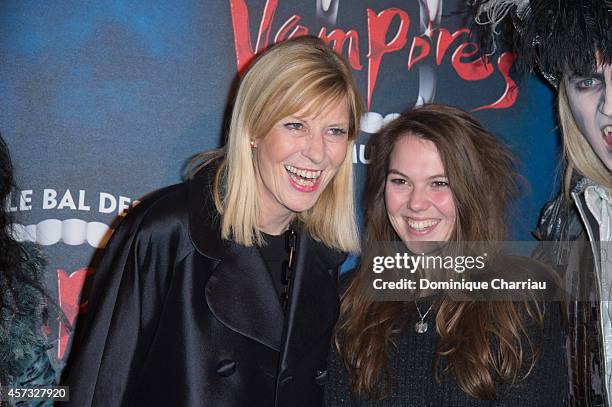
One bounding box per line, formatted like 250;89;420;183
62;166;346;406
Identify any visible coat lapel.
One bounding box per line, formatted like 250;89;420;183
278;232;346;371
187;164;284;352
205;243;285;351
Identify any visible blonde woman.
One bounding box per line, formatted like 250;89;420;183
63;36;362;407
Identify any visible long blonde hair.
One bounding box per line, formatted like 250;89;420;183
209;36;362;251
558;81;612;195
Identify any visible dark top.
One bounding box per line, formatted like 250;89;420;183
259;232;288;300
325;300;568;406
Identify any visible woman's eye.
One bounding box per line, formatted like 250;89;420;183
432;180;449;188
389;178;407;185
328;127;348;136
284;122;304;130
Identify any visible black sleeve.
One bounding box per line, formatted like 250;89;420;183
62;185;188;407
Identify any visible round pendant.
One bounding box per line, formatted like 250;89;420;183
415;320;428;334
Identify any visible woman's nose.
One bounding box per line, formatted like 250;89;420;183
407;186;430;212
303;132;325;164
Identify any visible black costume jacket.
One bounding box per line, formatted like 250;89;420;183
62;165;346;406
534;175;608;407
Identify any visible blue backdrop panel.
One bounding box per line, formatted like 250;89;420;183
0;0;560;370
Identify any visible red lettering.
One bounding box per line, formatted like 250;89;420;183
436;28;469;65
407;36;431;70
366;8;410;110
56;267;94;359
451;42;493;81
229;0;279;72
274;15;309;42
227;3;518;112
318;27;363;70
473;52;518;111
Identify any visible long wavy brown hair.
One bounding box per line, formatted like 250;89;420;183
338;104;544;400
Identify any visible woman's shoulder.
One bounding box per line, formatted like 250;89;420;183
109;166;222;262
129;182;190;222
125;161;220;233
93;183;196;269
115;182;193;240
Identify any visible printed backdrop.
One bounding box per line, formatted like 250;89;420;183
0;0;560;371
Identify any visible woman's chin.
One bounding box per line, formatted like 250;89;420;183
403;240;445;255
285;200;317;215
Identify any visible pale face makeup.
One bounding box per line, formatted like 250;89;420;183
564;62;612;173
253;101;349;234
384;135;457;253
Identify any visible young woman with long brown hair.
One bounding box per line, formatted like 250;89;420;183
325;104;566;405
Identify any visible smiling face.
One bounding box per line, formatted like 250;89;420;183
253;100;350;233
564;62;612;173
384;135;456;252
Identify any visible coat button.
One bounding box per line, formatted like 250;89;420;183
216;360;236;377
314;369;327;385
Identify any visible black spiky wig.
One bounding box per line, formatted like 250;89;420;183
471;0;612;86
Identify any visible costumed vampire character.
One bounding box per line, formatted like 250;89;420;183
471;1;612;406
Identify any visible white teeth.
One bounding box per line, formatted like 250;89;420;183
284;165;322;179
12;219;113;248
36;219;62;245
298;178;311;186
62;219;87;245
603;125;612;136
291;176;315;187
407;219;439;231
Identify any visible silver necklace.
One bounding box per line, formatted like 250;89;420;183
414;301;434;334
